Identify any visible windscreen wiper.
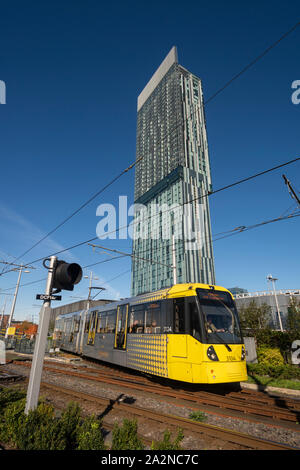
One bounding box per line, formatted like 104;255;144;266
210;331;232;352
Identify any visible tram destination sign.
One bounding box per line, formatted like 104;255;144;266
36;294;62;301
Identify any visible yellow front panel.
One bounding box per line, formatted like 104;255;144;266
166;335;247;383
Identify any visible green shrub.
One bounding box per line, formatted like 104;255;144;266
14;401;59;450
247;363;300;380
0;393;82;450
76;414;105;450
151;428;184;450
244;329;299;363
0;397;26;445
57;402;81;450
111;419;144;450
257;347;284;366
0;387;26;413
189;411;207;422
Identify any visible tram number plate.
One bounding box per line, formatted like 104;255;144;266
227;355;236;361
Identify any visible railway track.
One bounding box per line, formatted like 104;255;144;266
40;381;295;450
12;359;300;431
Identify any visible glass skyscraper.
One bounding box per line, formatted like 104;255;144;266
131;47;215;296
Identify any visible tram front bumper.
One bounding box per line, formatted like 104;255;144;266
193;361;248;384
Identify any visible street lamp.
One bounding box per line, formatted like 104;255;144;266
267;274;283;332
5;265;32;338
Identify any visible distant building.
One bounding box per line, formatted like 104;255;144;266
227;287;248;296
234;288;300;329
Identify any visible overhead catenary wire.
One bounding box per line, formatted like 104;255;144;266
90;269;132;300
1;209;299;293
135;22;300;152
0;155;299;278
2;22;298;277
0;157;142;276
2;23;299;275
204;22;300;106
88;243;174;269
120;209;300;259
0;258;131;292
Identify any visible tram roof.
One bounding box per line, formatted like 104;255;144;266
55;283;232;319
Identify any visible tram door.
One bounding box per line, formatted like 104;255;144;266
114;304;129;350
87;311;98;345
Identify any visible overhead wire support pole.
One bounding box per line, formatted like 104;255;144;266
267;275;283;332
25;256;57;414
5;264;23;338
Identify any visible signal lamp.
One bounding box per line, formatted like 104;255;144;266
52;260;83;292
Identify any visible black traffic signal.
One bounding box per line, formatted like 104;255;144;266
52;260;83;291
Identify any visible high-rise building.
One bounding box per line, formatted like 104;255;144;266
131;47;215;296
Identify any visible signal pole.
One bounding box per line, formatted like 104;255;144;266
25;256;56;414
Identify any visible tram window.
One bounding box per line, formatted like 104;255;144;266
74;316;80;333
101;314;108;333
89;311;98;333
128;305;145;333
97;312;106;333
115;305;128;349
85;314;90;333
65;319;73;342
190;302;201;341
174;299;185;333
145;303;161;334
65;319;71;334
160;299;173;333
106;310;117;333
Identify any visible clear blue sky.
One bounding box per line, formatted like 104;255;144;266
0;0;299;321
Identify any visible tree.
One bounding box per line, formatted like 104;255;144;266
227;287;248;295
238;300;272;331
286;297;300;333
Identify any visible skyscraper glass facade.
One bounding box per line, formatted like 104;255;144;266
131;47;215;296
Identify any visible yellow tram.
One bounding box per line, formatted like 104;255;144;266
55;283;248;384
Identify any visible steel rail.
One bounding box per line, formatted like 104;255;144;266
13;360;300;425
40;381;296;450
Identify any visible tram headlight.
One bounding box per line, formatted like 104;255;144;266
207;346;219;361
241;345;246;361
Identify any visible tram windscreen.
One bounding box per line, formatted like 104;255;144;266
196;288;243;344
